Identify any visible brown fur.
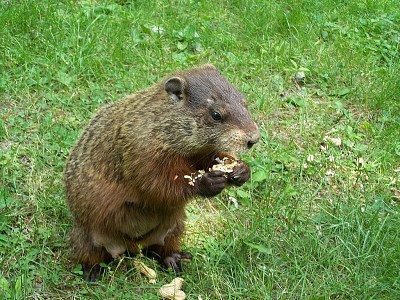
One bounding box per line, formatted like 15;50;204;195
64;64;259;280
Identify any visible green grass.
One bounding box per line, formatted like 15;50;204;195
1;0;399;299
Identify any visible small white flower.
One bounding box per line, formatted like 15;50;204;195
150;25;165;35
325;170;335;177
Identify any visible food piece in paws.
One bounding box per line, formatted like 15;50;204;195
210;157;238;173
184;170;205;186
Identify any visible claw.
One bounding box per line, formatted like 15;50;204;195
163;255;182;274
162;251;192;274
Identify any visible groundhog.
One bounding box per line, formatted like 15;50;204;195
64;64;260;281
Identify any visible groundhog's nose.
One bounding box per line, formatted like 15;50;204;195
247;130;260;149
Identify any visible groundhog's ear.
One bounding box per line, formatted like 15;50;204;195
165;77;186;102
202;63;217;70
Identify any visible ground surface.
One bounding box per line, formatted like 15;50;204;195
0;1;399;299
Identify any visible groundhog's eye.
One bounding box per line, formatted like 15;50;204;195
211;111;222;121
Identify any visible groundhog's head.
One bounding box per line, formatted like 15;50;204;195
165;64;260;157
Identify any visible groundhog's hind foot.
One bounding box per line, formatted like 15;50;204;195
83;264;102;282
162;251;192;274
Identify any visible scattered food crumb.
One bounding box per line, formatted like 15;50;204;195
159;277;186;300
356;157;364;168
133;260;157;284
229;196;239;208
324;136;342;147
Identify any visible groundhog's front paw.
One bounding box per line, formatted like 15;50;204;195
227;161;250;186
162;252;192;274
197;170;228;197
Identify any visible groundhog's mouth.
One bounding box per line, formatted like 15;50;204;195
222;143;252;158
